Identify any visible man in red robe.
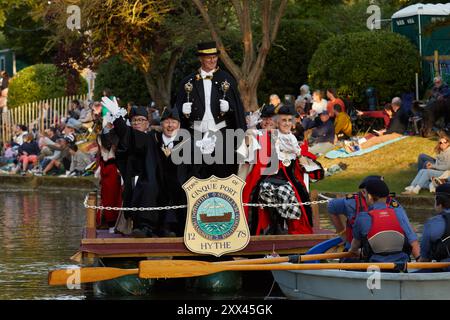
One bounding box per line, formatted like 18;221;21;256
241;105;324;235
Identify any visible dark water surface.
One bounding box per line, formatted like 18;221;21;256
0;189;436;300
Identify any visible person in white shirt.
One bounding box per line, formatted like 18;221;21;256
175;41;246;179
310;89;328;117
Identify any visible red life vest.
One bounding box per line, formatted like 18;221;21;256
345;192;368;243
365;206;405;255
345;193;394;243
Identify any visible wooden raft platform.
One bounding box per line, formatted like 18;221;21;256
75;191;336;261
78;230;336;259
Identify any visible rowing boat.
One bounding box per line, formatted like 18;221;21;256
272;268;450;300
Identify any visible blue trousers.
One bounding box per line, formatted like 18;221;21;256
417;153;435;172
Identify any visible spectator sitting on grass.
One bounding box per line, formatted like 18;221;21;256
14;133;40;175
41;137;72;176
333;104;352;140
372;97;408;136
68;144;91;176
402;131;450;195
326;88;346;117
356;103;392;130
308;110;335;156
79;101;95;130
0;143;16;165
62;123;77;142
68;99;81;120
38;127;59;161
310;90;327;118
12;124;28;147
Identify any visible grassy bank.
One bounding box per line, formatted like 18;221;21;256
312;136;438;194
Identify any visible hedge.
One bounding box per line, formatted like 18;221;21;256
308;31;421;104
8;64;87;108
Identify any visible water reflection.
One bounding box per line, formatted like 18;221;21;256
0;189;87;300
0;190;437;300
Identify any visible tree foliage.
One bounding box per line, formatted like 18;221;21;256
94;56;151;106
192;0;289;111
308;31;421;104
42;0;204;108
0;1;54;64
8;63;87;108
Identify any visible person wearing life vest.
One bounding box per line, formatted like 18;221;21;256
348;179;420;263
328;175;389;250
418;183;450;268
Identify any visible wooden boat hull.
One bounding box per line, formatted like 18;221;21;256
272;269;450;300
78;232;336;260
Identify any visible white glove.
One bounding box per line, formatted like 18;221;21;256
182;102;192;115
195;132;217;155
246;110;262;129
219;99;229;113
101;96;120;115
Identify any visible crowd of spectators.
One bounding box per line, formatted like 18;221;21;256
264;77;450;157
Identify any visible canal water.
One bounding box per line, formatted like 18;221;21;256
0;188;436;300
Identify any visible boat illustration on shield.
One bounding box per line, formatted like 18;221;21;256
199;199;232;223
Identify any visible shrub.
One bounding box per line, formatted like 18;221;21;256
8;64;87;108
93;56;151;106
308;31;421;105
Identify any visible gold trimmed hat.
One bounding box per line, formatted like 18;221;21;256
197;41;220;56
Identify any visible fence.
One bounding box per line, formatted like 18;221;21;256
0;94;88;145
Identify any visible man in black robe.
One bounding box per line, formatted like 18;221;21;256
150;107;187;236
175;41;246;179
102;99;160;237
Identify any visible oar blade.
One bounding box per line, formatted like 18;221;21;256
139;260;226;279
48;267;138;286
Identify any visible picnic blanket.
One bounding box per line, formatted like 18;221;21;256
325;135;408;159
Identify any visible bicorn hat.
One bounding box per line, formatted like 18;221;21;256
197;41;220;56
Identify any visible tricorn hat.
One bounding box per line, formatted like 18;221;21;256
277;104;295;116
197;41;220;56
129;106;148;119
161;107;180;122
260;104;276;118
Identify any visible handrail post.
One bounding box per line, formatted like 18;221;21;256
310;190;321;232
86;191;97;239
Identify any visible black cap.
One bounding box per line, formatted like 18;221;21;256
261;104;276;118
359;175;383;189
161;107;180;122
129;106;148;119
364;179;390;198
436;183;450;198
197;41;220;56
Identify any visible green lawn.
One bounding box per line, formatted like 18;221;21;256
312;136;438;194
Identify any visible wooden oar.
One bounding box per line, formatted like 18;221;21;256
217;251;353;265
138;260;450;279
49;259;450;286
48;252;349;285
48;267;138;286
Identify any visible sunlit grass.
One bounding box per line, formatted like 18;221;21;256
312;136;438;194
